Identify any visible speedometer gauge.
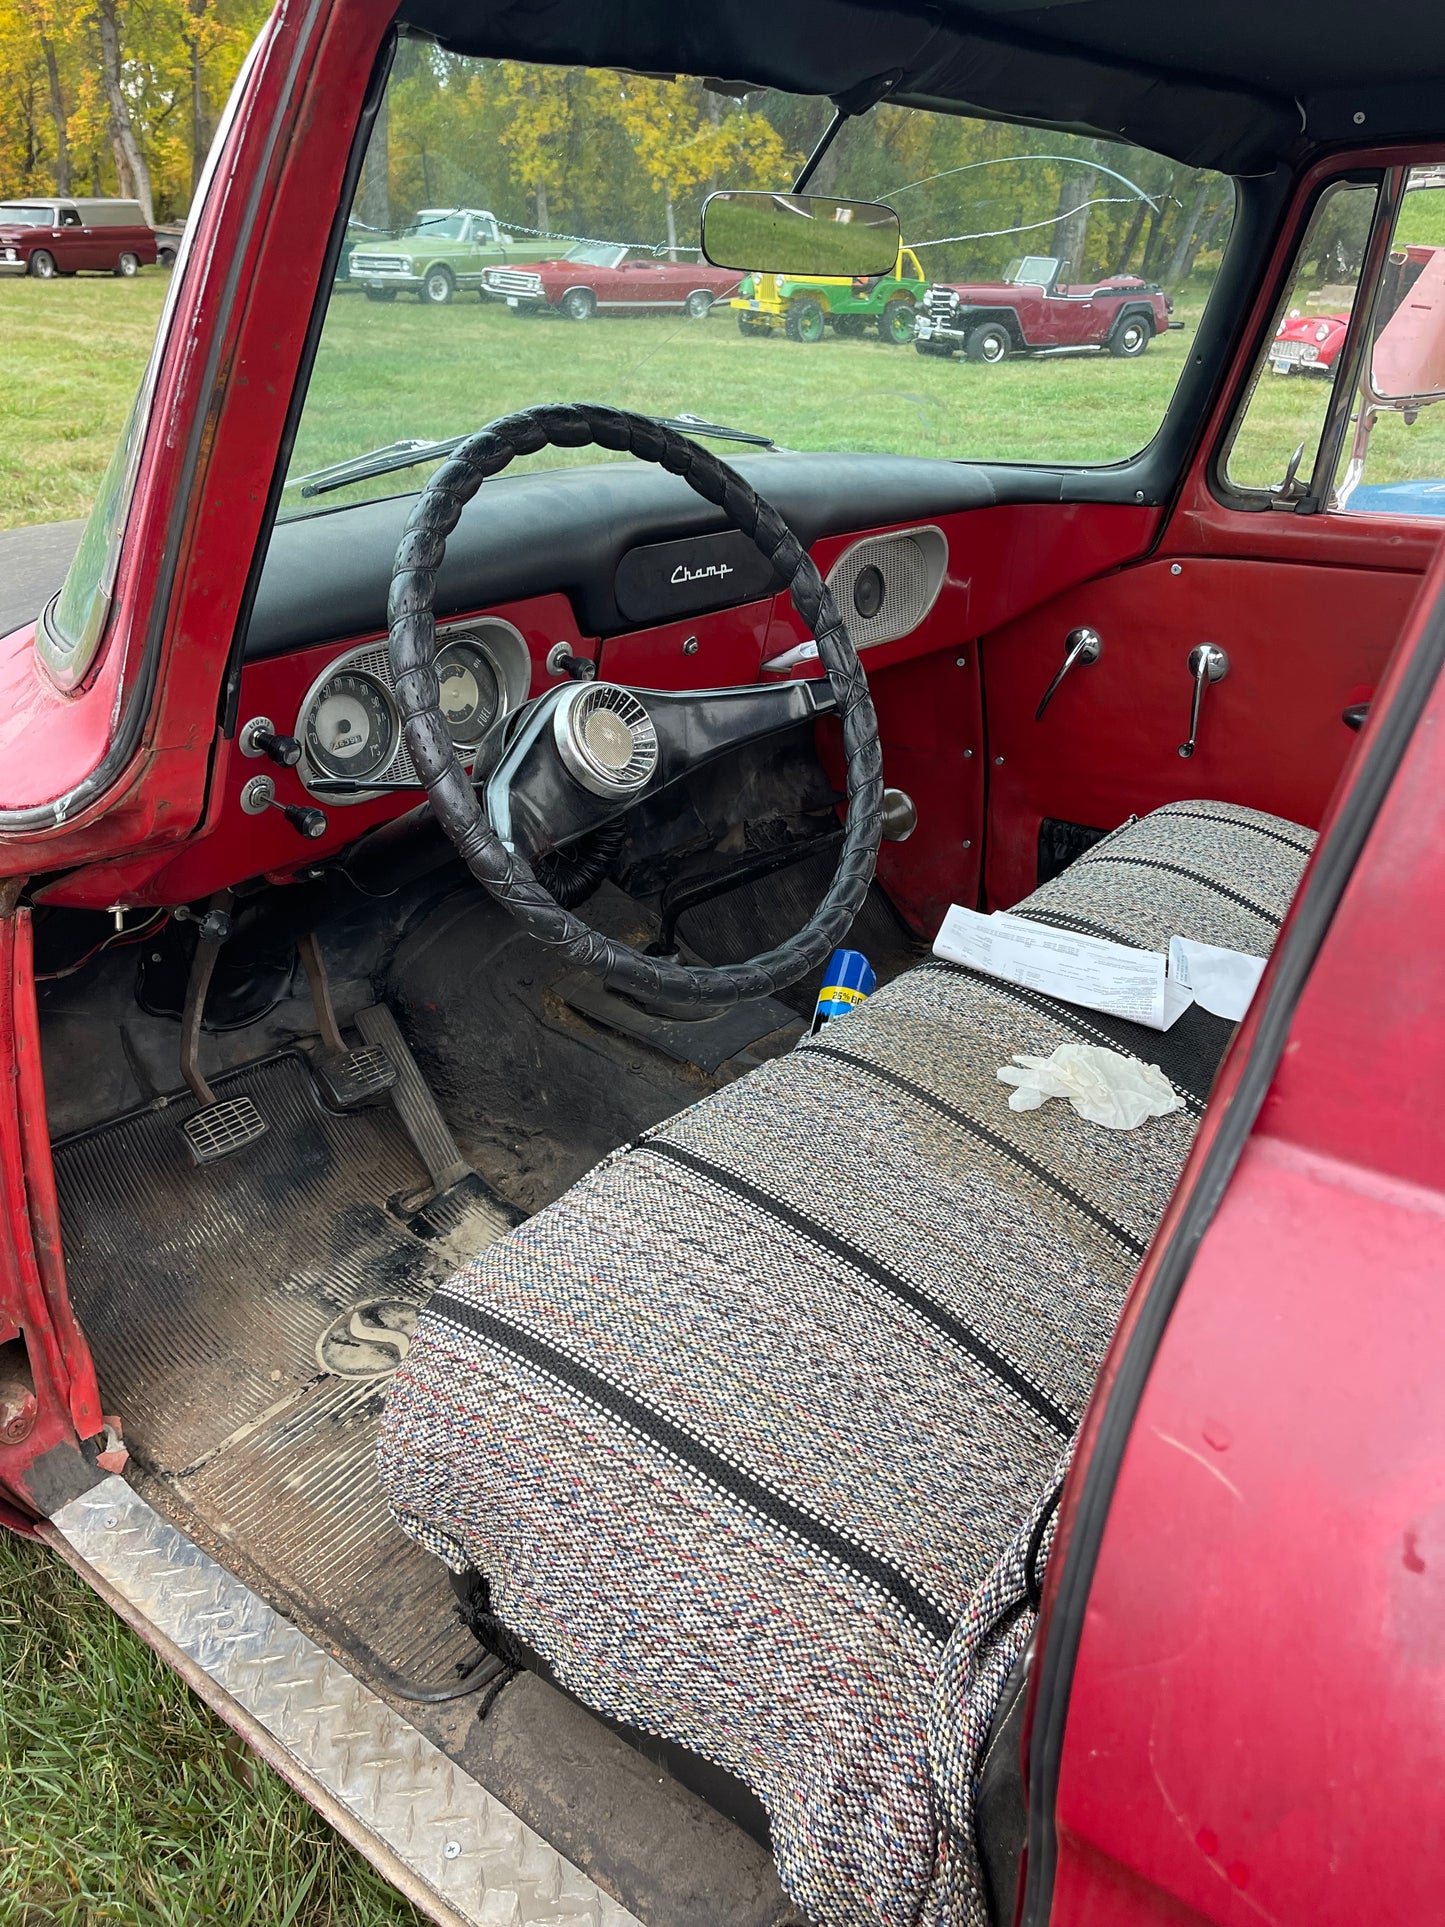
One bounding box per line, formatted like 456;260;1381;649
435;640;502;751
303;670;397;782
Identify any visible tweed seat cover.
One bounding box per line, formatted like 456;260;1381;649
378;800;1313;1927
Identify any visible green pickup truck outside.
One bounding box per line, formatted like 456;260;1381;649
348;208;560;305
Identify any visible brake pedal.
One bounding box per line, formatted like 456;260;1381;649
311;1042;397;1110
177;890;269;1164
297;933;397;1111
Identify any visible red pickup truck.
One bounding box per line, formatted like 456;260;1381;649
914;253;1174;362
0;197;158;279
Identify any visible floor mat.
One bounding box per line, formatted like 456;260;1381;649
53;1050;513;1681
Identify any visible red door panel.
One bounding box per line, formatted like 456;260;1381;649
1050;600;1445;1926
980;555;1423;909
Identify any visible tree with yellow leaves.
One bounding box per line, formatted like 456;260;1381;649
602;74;793;257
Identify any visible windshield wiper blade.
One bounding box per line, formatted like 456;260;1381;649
654;413;775;448
289;412;774;502
290;435;468;499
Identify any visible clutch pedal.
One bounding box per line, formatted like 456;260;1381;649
177;891;269;1164
180;1095;268;1165
298;933;398;1111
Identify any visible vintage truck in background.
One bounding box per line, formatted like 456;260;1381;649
349;207;560;304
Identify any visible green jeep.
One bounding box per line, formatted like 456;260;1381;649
730;246;927;342
349;207;558;305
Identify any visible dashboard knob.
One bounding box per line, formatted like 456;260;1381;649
278;802;329;839
240;715;303;766
239;773;329;841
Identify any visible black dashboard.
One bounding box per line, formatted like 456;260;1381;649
244;452;1000;658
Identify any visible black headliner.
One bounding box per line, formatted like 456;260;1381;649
400;0;1445;173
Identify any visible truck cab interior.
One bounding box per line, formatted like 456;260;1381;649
6;4;1445;1926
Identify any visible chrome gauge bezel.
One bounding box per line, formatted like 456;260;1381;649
435;638;505;755
292;617;533;804
300;667;399;785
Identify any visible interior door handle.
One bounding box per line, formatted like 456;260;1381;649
1035;626;1102;721
1178;644;1229;759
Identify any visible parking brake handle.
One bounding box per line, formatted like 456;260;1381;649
1178;645;1229;759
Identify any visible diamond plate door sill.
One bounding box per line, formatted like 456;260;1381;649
47;1477;642;1927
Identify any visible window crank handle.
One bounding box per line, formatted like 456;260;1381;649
1035;626;1102;721
1178;644;1228;759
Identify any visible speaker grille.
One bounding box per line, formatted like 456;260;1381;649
824;526;948;649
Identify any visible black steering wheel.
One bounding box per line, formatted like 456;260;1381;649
386;403;883;1013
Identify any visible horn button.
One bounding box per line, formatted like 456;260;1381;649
552;683;660;797
583;707;635;770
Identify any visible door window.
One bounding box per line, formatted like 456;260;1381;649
1221;180;1379;501
60;208;81;227
1333;170;1445;519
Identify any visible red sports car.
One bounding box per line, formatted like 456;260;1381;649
481;239;740;319
1268;305;1349;374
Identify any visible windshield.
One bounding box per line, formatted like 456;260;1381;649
282;46;1233;519
567;241;629;266
405;212;469;239
1;206;55;227
1006;255;1062;286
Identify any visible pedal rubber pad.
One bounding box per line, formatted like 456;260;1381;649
311;1044;397;1111
179;1095;268;1165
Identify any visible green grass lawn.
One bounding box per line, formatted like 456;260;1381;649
0;1529;422;1926
0;272;172;528
6;269;1445;532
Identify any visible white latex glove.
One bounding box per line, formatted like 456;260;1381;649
997;1042;1184;1130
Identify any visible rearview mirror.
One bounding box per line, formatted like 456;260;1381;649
700;191;900;279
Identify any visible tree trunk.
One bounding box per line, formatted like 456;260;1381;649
1052;168;1096;279
535;179;548;232
1184;196;1232;279
1164;176;1211;288
110;132;133;198
358;83;390;229
93;0;153;223
1140;202;1169;279
188;28;209;197
35;27;72;195
664;191;678;261
1113;198;1147;276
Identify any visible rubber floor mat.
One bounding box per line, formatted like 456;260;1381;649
53;1050;514;1682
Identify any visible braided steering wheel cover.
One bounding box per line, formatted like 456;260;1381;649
387;403;883;1012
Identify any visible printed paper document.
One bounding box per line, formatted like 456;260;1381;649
933;907;1192;1031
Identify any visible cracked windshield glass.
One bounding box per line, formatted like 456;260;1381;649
280;44;1236;517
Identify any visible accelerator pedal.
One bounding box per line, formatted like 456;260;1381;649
297;933;398;1112
354;1002;470;1192
177;890;269;1165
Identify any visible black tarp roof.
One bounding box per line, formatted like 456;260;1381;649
399;0;1445;173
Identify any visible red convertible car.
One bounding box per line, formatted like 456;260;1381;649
5;5;1445;1927
481;240;741;319
915;256;1174;361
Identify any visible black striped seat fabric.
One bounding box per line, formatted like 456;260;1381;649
379;800;1314;1927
